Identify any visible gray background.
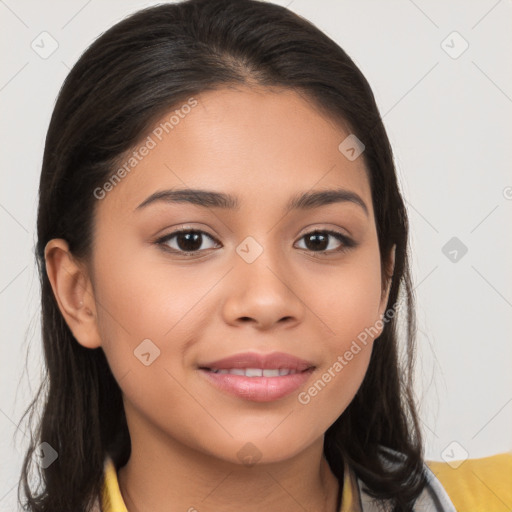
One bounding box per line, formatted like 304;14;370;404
1;0;511;509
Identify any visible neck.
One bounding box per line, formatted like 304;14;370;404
116;420;340;512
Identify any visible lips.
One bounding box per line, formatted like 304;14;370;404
199;351;315;372
198;351;316;402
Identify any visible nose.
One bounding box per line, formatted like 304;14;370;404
221;244;306;331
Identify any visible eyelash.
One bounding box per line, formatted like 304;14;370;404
154;228;357;257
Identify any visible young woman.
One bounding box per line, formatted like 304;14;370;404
18;0;456;510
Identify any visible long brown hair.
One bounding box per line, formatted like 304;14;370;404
18;0;425;510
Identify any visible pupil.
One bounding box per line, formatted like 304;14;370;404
178;232;202;251
306;233;327;251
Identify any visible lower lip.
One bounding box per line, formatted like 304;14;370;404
200;368;314;402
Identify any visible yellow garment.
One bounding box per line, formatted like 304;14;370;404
340;460;363;511
101;457;128;512
427;453;512;512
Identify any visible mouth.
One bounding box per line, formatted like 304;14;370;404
198;351;315;373
200;367;313;377
197;352;316;402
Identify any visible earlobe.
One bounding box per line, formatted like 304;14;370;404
44;239;102;349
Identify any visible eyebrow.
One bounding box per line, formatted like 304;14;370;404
135;187;369;216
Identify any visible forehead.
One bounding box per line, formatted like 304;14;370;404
95;86;373;220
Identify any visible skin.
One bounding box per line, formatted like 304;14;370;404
45;85;395;512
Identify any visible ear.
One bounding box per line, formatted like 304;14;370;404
44;239;102;349
377;244;396;324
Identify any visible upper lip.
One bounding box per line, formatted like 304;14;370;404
199;351;315;371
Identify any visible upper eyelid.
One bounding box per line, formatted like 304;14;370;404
160;228;218;241
155;229;220;250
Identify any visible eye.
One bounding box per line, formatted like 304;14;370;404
155;229;220;254
155;228;356;256
294;229;356;255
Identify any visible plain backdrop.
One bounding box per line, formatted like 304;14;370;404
1;0;511;509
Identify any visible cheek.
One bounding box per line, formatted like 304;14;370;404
91;241;221;397
92;236;190;344
308;253;384;342
299;252;382;405
91;250;213;446
91;240;170;376
296;283;379;431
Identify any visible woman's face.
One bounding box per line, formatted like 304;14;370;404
86;86;392;464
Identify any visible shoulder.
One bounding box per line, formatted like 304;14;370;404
427;452;512;512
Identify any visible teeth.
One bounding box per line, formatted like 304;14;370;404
209;368;298;377
245;368;263;377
